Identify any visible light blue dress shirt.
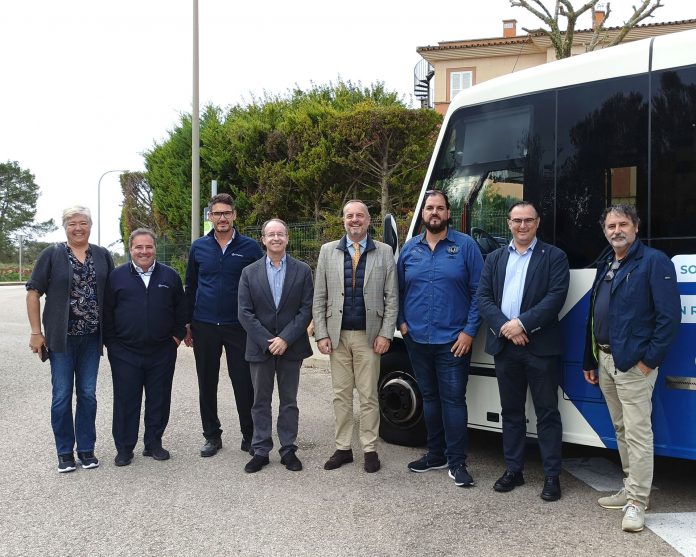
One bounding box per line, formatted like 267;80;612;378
500;237;537;327
346;236;368;258
266;254;287;308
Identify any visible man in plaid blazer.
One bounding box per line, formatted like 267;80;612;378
312;200;398;474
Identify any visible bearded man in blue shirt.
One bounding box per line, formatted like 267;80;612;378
398;190;483;488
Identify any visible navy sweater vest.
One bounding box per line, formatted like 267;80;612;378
341;249;367;330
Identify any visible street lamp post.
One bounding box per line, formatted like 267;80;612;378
191;0;200;242
97;169;127;246
18;234;23;282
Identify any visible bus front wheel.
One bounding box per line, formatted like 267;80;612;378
378;347;426;447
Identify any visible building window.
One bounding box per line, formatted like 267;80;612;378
450;70;473;100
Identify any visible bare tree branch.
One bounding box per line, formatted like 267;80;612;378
512;0;664;58
608;0;664;47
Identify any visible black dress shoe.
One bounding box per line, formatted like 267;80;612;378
143;447;171;461
323;449;354;470
200;438;222;457
541;475;561;501
244;454;270;473
493;470;525;492
240;437;254;455
280;451;303;471
364;451;381;473
114;452;134;467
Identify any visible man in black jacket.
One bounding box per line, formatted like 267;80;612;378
103;228;187;466
477;201;569;501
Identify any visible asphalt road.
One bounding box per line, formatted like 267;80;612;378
1;284;693;556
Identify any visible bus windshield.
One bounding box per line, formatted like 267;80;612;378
424;106;531;253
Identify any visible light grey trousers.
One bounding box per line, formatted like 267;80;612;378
598;351;658;507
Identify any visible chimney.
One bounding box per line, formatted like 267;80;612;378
593;2;608;29
503;19;517;38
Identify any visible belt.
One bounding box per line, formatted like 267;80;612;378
597;344;612;355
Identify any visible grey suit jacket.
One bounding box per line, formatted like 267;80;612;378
238;254;314;363
312;236;398;348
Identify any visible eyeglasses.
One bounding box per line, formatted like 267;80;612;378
509;218;538;226
209;211;234;219
604;260;620;281
263;232;287;238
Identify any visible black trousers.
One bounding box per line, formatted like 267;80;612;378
191;320;254;441
495;343;563;476
108;341;177;453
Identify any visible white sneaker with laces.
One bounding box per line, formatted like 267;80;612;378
621;501;645;532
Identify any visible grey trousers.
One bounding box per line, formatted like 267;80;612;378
598;351;658;506
249;357;302;458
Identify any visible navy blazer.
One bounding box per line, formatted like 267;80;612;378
582;239;681;372
238;254;314;363
477;240;570;357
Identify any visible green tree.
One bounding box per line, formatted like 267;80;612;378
511;0;664;59
119;171;157;243
143;80;442;233
335;103;442;218
0;161;56;260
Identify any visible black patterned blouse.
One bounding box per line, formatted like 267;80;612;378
66;244;100;336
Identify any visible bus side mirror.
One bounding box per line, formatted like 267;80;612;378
383;213;399;258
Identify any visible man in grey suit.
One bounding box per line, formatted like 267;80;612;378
238;219;314;473
313;200;398;473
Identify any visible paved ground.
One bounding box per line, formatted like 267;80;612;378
1;284;694;556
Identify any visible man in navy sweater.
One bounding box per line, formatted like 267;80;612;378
184;194;264;457
103;228;187;466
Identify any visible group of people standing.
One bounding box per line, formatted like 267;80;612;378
26;191;680;535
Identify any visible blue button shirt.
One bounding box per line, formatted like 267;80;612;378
346;235;368;258
397;228;483;344
265;255;287;308
500;237;537;325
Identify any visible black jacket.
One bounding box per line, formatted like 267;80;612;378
103;262;187;352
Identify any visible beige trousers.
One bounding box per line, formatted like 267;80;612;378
329;330;380;453
598;351;658;506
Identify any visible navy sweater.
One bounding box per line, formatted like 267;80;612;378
185;229;263;325
103;262;187;351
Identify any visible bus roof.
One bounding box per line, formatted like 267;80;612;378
444;28;696;122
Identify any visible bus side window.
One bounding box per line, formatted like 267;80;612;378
555;75;649;268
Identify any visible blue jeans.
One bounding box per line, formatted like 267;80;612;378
49;333;100;455
404;336;470;467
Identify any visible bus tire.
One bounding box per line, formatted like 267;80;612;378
378;346;427;447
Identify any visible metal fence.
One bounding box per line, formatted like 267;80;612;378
157;217;413;276
2;213;511;281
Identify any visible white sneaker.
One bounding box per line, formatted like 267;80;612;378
598;487;627;509
621;502;645;532
598;487;649;510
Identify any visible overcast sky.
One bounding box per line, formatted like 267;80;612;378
1;0;694;253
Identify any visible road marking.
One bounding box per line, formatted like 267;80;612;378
563;457;625;492
646;513;696;557
564;457;695;556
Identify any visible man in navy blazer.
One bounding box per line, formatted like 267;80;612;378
238;219;314;473
477;201;569;501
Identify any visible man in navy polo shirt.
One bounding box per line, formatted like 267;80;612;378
184;194;264;458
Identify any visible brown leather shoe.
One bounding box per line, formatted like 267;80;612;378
364;451;381;473
323;449;354;470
